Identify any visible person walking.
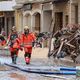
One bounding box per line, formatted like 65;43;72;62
20;26;36;64
7;26;20;64
0;28;6;46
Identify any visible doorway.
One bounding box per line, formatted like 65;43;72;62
0;17;4;33
54;12;63;32
34;13;40;32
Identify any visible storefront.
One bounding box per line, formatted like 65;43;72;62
0;0;16;36
0;11;15;36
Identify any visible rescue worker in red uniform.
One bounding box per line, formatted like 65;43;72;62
7;26;20;64
20;26;36;64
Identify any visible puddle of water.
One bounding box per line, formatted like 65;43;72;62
0;57;11;64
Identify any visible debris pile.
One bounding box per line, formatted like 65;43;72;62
48;24;80;63
34;32;51;48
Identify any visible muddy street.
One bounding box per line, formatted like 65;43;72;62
0;48;76;80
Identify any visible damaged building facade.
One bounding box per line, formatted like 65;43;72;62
14;0;80;32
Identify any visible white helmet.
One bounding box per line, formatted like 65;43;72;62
11;26;16;31
24;26;29;30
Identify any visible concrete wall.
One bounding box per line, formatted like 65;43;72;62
41;3;53;32
54;2;69;27
15;10;23;32
69;3;76;24
78;1;80;24
22;3;42;32
32;3;41;10
43;11;52;32
78;3;80;24
23;14;31;30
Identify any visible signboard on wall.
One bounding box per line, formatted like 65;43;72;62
23;3;32;11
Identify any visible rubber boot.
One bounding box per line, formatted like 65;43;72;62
24;52;31;64
12;56;14;64
11;55;17;64
25;57;30;64
13;54;17;64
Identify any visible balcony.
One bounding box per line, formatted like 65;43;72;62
15;0;52;4
0;0;16;11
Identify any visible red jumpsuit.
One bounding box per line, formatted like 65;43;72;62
20;33;36;64
8;33;20;64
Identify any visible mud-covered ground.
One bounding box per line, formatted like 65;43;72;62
0;48;76;80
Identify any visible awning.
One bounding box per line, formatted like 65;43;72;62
13;4;23;9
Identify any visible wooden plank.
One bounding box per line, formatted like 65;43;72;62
56;41;64;56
